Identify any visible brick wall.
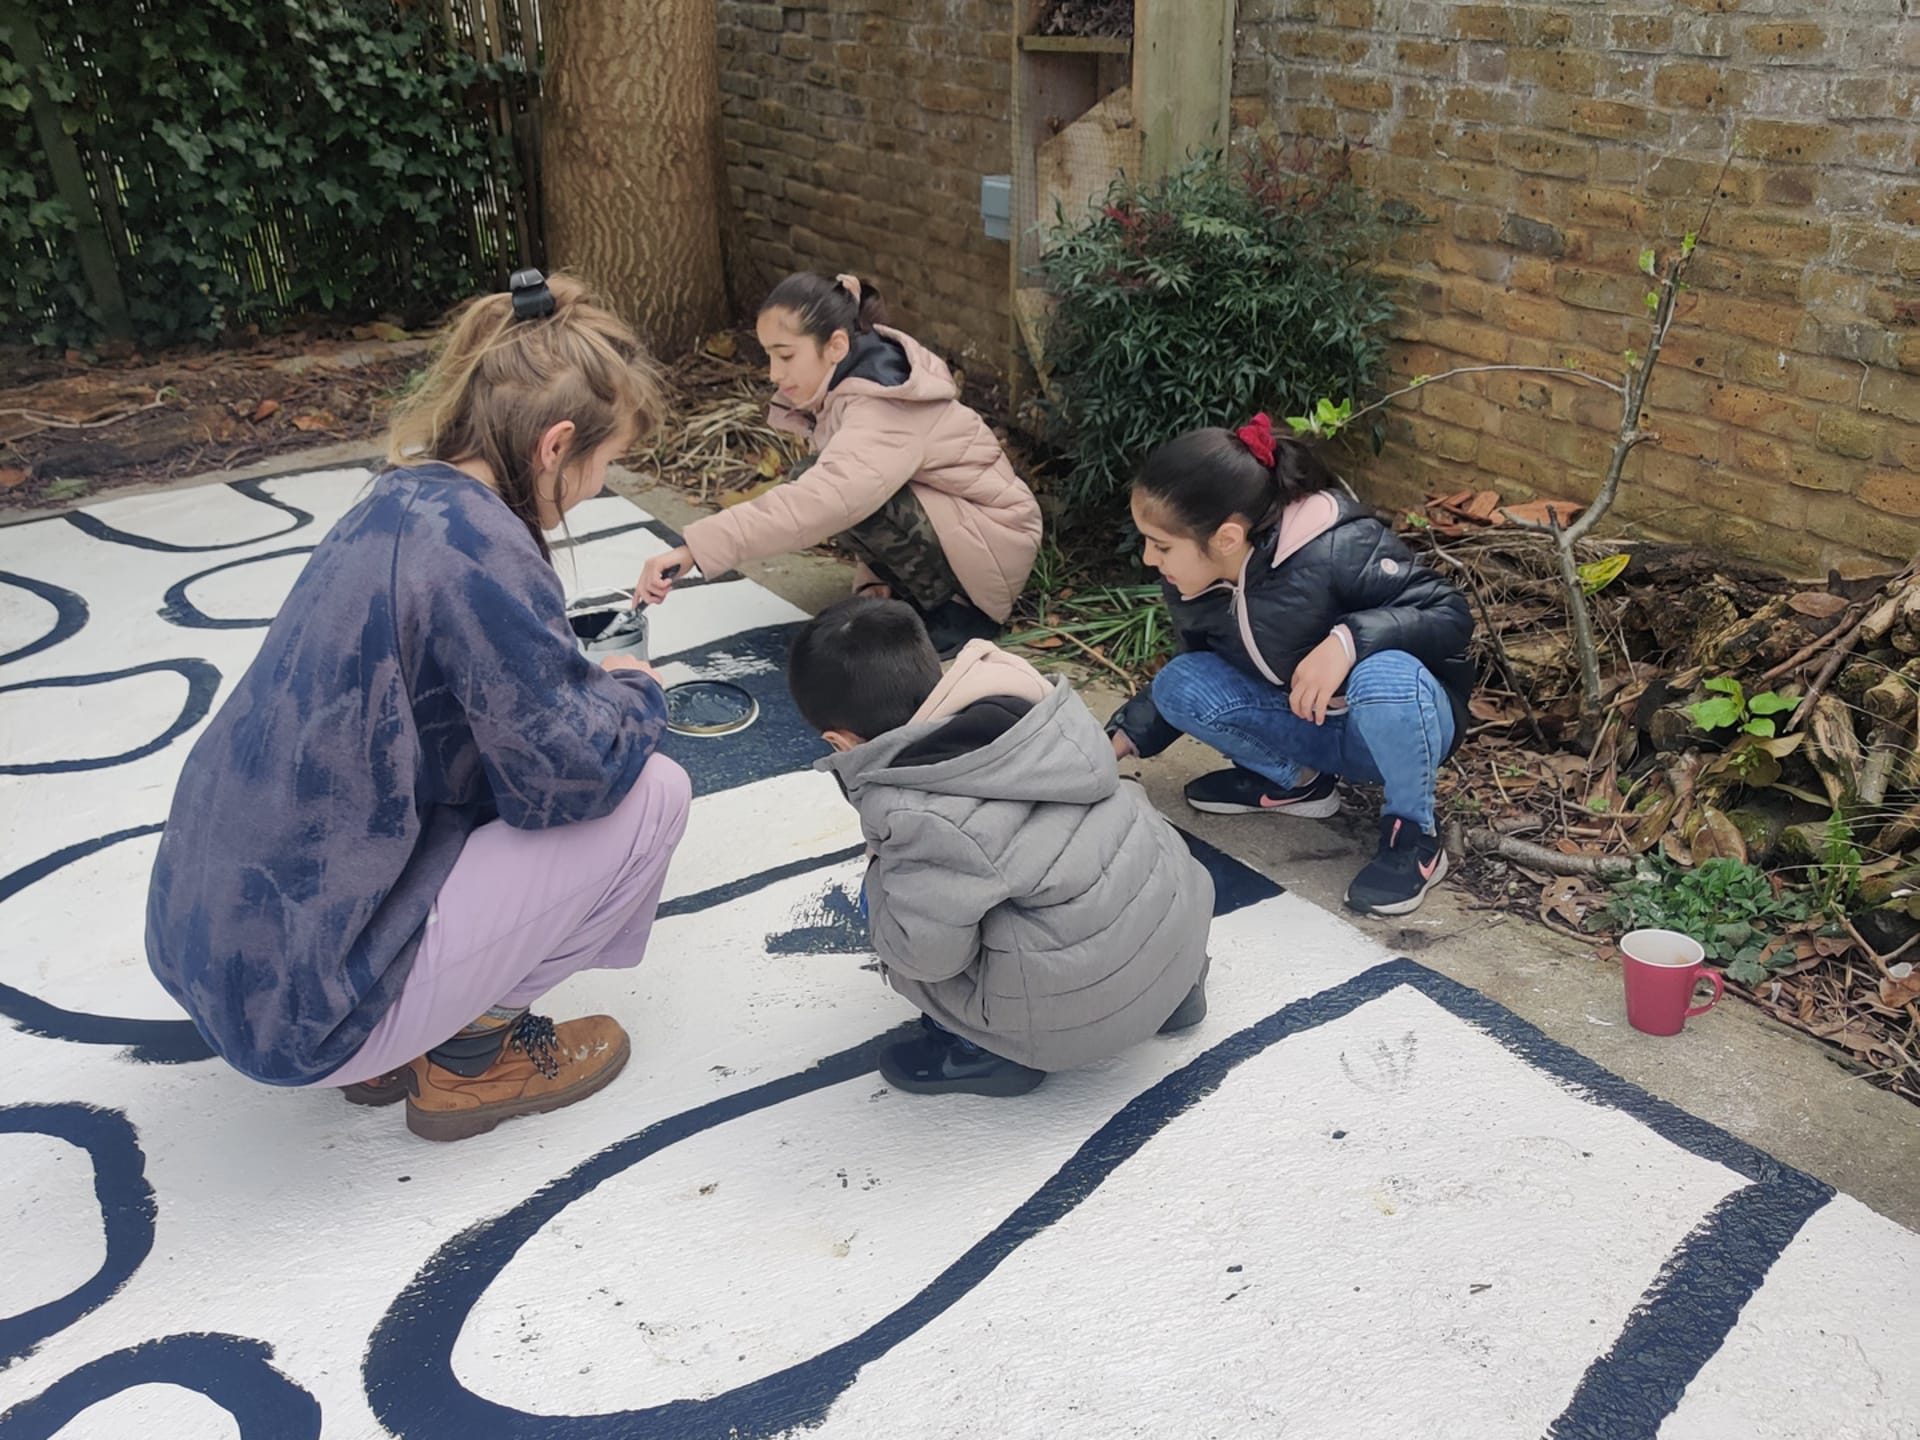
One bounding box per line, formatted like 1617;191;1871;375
716;0;1012;368
1237;0;1920;575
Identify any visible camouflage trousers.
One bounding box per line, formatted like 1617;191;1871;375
835;483;963;613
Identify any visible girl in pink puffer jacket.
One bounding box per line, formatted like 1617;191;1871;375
636;272;1042;657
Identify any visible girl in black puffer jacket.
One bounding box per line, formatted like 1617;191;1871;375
1108;417;1474;916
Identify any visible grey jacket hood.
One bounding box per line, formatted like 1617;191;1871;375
817;678;1117;808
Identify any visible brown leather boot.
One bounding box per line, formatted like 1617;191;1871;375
340;1069;414;1106
404;1013;630;1142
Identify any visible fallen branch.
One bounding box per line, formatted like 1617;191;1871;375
0;396;170;430
1465;827;1634;880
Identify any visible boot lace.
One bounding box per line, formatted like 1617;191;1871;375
509;1013;563;1080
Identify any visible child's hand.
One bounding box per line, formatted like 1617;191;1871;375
635;546;694;606
1111;729;1137;760
601;655;662;685
1289;633;1354;725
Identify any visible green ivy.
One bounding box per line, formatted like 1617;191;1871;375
1037;146;1404;536
1;0;535;349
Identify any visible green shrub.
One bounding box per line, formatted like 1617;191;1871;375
1;0;533;350
1038;143;1404;536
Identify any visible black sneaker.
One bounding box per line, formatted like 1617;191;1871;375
1183;766;1341;818
880;1018;1044;1096
922;599;1002;660
1345;815;1449;916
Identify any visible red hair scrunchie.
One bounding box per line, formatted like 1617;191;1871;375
1236;412;1277;468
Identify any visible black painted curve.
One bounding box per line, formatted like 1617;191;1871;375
0;1333;321;1440
0;1105;157;1366
159;545;316;629
0;659;220;776
362;958;1831;1440
61;476;313;553
0;824;212;1063
0;571;88;666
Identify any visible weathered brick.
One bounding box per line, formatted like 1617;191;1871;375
1441;86;1523;125
1736;119;1838;165
1498;131;1594;180
1423;315;1512;363
1721;213;1834;263
1863;371;1920;427
1421;383;1496;432
1396;40;1455;75
1509;50;1599;96
1705;383;1819;441
1551;268;1648;317
1612;14;1675;53
1860;470;1920;518
1743;23;1829;62
1789;448;1864;493
1450;5;1515;44
1326;75;1394;112
1653;62;1745;112
1818;412;1880;461
1569;101;1671;142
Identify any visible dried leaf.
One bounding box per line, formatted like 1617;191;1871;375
251;399;281;422
1660;831;1694;865
1469;694;1525;724
1024;635;1066;650
366;321;411;343
0;466;28;490
289;412;337;432
1787;591;1848;620
1690;806;1748;864
1539;877;1589;929
703;332;739;359
1880;970;1920;1008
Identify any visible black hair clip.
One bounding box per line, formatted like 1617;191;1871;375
509;267;556;321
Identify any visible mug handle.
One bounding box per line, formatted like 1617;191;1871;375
1686;968;1724;1018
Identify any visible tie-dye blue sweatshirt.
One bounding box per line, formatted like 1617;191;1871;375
145;464;669;1085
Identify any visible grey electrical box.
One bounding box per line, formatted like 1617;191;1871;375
980;174;1011;242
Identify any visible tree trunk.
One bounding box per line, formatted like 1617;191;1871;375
541;0;728;357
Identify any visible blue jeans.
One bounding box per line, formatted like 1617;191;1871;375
1151;650;1456;832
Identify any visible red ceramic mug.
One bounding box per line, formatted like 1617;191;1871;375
1620;928;1723;1036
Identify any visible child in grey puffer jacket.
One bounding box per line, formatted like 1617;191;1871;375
788;597;1213;1096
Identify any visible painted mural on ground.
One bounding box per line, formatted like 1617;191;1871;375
0;469;1915;1440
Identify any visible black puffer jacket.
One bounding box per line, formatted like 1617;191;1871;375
1111;495;1475;758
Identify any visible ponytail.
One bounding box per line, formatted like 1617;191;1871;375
1134;417;1338;548
759;270;887;345
387;271;665;559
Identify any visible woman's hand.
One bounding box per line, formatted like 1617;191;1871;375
600;655;663;685
1289;633;1354;725
635;546;694;606
1111;730;1138;761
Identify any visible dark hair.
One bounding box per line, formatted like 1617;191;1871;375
1133;429;1338;547
787;596;943;738
759;271;887;347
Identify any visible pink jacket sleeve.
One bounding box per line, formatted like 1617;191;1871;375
681;396;926;578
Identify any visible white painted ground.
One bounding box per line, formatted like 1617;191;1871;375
1;468;1916;1440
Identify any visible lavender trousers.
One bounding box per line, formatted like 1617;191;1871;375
316;754;692;1089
